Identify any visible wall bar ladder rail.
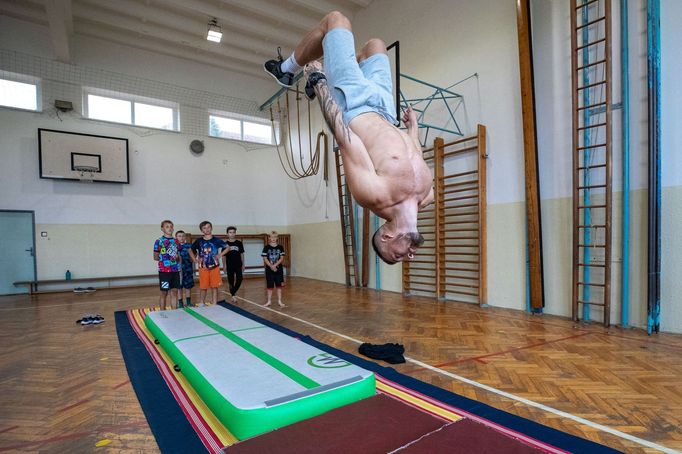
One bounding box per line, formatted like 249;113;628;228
335;148;359;287
570;0;613;326
646;0;662;334
620;0;630;328
435;137;445;299
477;125;488;306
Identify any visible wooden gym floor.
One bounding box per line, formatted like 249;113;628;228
0;277;681;453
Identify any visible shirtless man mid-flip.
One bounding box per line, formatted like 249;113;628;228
264;11;434;264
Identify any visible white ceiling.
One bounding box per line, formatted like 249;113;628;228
0;0;373;79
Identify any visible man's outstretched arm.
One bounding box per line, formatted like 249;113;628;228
402;105;421;150
305;62;388;207
305;62;353;148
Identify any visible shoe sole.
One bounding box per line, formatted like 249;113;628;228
263;64;294;89
304;81;316;101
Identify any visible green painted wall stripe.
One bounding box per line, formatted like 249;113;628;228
185;308;319;389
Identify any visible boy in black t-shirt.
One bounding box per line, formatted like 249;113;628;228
223;226;245;303
262;231;285;308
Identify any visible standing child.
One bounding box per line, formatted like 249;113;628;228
262;231;286;308
175;230;194;308
223;226;245;303
189;221;227;306
153;220;181;310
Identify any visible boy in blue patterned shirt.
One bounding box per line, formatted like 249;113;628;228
153;220;181;310
175;230;194;308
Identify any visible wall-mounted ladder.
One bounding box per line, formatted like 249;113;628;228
403;126;487;305
335;147;360;287
570;0;613;326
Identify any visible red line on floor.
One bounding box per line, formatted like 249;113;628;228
112;379;130;390
407;332;593;373
591;331;682;350
97;420;148;432
405;299;682;350
55;399;90;414
0;432;90;452
0;426;18;435
0;421;148;452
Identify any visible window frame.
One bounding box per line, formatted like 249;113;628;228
83;87;180;132
209;111;278;145
0;72;41;112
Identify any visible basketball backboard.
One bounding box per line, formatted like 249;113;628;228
38;129;129;183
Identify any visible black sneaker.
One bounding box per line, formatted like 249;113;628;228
264;47;294;88
304;80;316;100
85;287;96;293
91;315;105;324
304;72;326;101
74;287;87;293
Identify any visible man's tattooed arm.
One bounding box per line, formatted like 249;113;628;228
315;80;351;144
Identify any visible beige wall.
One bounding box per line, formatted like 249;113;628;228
661;186;682;332
285;185;682;334
287;221;345;285
286;201;528;307
34;223;286;280
538;188;681;333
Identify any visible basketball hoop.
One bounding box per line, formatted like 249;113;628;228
73;165;98;183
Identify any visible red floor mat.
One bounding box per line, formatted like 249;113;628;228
223;394;446;454
397;418;546;453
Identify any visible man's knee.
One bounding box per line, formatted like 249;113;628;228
323;11;351;32
358;38;387;62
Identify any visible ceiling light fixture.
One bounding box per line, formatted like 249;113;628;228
206;18;222;43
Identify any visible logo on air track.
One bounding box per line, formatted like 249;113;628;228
307;353;351;369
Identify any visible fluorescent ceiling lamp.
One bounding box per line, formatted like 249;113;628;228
207;18;222;43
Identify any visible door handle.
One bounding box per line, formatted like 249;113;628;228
25;247;34;256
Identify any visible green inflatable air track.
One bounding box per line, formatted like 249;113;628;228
145;306;376;440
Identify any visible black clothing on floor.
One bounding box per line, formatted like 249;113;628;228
359;342;406;364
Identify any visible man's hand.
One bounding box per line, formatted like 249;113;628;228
402;105;421;149
402;105;418;130
304;60;324;79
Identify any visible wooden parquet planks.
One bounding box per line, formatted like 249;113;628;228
1;279;681;453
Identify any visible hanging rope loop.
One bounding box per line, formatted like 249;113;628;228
269;84;328;180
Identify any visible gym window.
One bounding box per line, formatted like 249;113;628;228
84;88;179;131
0;74;40;111
209;113;278;145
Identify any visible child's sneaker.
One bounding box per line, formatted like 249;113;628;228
91;315;105;324
264;47;294;88
73;287;87;293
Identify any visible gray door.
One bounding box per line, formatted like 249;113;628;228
0;211;36;295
